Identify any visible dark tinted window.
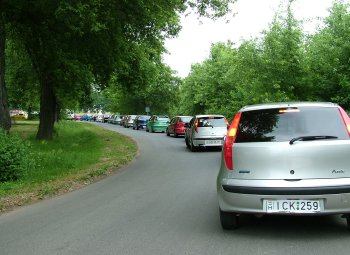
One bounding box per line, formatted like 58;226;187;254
198;117;226;127
236;107;349;143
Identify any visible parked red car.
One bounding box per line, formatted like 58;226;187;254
166;116;193;137
73;114;81;121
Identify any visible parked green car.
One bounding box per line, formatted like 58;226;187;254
146;115;170;133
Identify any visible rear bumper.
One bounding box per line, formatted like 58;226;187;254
222;185;350;195
193;137;223;147
151;125;167;132
175;127;186;135
217;178;350;215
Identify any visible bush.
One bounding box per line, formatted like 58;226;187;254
0;129;32;182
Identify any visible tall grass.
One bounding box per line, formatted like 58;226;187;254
0;121;137;211
25;121;104;182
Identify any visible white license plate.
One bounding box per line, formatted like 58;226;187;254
205;140;222;145
263;199;322;213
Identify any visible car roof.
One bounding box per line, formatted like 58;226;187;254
240;102;338;112
195;114;225;118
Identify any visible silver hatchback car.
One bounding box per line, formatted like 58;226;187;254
185;115;228;152
217;102;350;230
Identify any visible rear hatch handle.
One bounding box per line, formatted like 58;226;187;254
289;135;338;145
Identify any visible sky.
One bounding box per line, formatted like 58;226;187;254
163;0;337;78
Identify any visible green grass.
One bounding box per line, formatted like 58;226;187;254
0;121;137;212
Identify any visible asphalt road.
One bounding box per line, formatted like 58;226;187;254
1;123;350;255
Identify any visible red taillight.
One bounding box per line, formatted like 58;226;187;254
339;107;350;137
224;112;242;170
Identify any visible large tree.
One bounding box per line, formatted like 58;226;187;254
0;16;11;131
305;1;350;108
0;0;235;139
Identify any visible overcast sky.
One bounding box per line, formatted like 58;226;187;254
163;0;337;78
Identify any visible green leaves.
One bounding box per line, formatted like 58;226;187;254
306;1;350;108
0;129;34;182
179;0;350;117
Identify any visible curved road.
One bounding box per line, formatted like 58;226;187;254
1;123;350;255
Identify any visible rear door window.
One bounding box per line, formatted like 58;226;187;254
198;117;226;127
236;107;349;143
180;117;192;123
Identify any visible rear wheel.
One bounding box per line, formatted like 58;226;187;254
166;128;170;136
185;137;190;148
220;209;239;230
344;214;350;230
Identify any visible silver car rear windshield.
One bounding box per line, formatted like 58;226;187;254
198;117;226;127
235;107;349;143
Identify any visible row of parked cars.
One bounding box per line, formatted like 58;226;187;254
103;114;230;152
86;102;350;231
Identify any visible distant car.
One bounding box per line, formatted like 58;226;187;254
217;102;350;230
120;116;127;126
80;114;93;121
108;115;115;123
133;115;151;130
103;114;110;123
73;114;81;121
166;116;192;137
146;115;170;133
10;109;28;120
96;115;104;122
184;114;228;151
113;115;123;125
124;115;137;128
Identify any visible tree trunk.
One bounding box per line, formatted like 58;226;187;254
36;75;56;140
0;19;11;132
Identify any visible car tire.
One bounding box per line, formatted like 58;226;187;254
185;137;190;148
166;129;170;136
220;209;239;230
344;215;350;230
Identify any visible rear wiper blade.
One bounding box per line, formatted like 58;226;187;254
289;136;338;145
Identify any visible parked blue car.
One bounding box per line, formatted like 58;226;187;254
80;114;93;121
133;115;151;130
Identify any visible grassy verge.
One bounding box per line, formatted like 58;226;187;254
0;121;137;213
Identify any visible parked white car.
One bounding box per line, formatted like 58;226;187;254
184;115;228;152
